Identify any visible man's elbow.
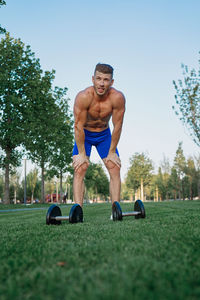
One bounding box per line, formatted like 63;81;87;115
74;122;84;133
114;123;123;133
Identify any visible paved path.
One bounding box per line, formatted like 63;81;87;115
0;207;48;213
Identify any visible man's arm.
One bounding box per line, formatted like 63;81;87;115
105;92;125;168
109;92;126;154
73;92;89;170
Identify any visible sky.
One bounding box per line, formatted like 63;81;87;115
1;0;200;180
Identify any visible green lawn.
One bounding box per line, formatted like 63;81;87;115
0;200;200;300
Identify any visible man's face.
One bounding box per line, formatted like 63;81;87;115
92;71;114;96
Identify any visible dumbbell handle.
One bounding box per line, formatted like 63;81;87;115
51;216;69;221
122;211;141;217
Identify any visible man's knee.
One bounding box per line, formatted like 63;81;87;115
74;162;89;176
105;160;116;170
105;163;121;179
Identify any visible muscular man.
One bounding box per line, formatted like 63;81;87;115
73;63;125;207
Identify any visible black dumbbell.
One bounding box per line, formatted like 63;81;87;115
112;199;146;221
46;204;83;225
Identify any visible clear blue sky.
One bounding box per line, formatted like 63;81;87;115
1;0;200;180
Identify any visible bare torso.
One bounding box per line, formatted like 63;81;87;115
82;86;119;132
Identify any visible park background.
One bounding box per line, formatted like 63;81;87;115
0;0;199;203
0;4;200;298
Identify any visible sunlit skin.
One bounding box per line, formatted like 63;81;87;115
73;70;126;207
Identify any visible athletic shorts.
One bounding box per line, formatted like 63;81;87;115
72;127;119;159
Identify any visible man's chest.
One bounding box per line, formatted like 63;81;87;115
87;100;112;119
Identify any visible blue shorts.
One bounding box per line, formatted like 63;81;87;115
72;127;119;159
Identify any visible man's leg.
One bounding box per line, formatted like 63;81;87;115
73;160;89;207
103;159;121;203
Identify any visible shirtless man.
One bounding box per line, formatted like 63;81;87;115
73;63;125;207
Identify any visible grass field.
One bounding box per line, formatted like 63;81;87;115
0;200;200;300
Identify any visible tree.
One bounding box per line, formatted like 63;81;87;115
194;154;200;199
19;172;40;203
160;155;171;200
173;142;186;200
23;77;73;203
45;178;56;202
0;170;3;202
22;69;55;203
125;152;154;201
27;168;39;203
168;167;179;200
184;157;198;200
121;181;131;201
152;156;171;202
46;87;74;203
84;162;109;201
0;33;42;204
9;169;21;204
154;167;166;201
173;53;200;147
0;1;6;34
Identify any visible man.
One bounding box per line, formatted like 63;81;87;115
73;63;125;207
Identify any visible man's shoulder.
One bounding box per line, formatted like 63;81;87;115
75;87;93;107
110;88;126;105
77;86;93;98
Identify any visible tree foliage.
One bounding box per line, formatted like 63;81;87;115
85;162;109;199
0;1;6;34
0;33;74;203
23;75;73;202
126;152;154;191
173;53;200;147
0;33;43;203
173;142;186;199
45;87;74;201
123;147;199;201
26;168;39;203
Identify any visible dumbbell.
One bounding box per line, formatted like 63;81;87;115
112;199;146;221
46;204;83;225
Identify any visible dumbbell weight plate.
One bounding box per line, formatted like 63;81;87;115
134;199;145;219
112;201;122;221
46;204;62;225
69;204;83;223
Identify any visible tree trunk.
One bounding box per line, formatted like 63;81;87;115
190;185;193;200
182;181;185;200
198;178;200;200
140;178;144;202
178;186;181;200
95;186;98;202
14;187;17;204
60;171;63;204
156;186;159;202
31;192;34;204
68;183;70;201
41;162;45;203
56;180;58;202
130;193;133;201
134;191;138;201
174;190;177;200
4;149;11;204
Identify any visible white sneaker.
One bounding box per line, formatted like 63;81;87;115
110;214;113;220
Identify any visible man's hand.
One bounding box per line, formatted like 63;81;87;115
73;154;89;172
104;153;121;169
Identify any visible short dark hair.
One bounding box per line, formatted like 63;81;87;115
94;63;114;78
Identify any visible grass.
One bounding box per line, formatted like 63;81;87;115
0;200;200;300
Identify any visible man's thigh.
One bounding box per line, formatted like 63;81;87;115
72;141;92;157
96;132;119;159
